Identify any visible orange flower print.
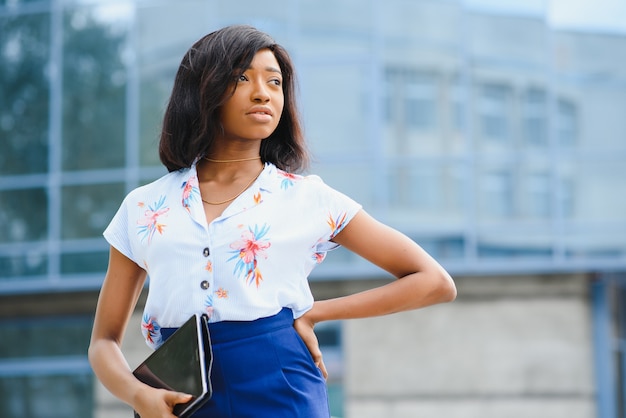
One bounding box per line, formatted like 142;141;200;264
253;191;262;205
228;224;271;287
205;261;213;272
181;176;200;212
215;287;229;299
137;195;170;243
328;212;348;240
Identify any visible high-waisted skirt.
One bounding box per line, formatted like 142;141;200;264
160;308;330;418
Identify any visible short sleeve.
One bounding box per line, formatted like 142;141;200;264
103;194;141;267
305;175;362;253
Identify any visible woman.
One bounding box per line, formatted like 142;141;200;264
89;24;456;418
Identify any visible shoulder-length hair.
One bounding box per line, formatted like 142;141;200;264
158;25;309;173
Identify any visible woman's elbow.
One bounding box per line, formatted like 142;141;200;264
87;338;102;368
432;269;457;303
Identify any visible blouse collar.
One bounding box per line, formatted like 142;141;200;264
179;162;282;227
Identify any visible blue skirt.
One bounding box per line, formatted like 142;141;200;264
160;308;330;418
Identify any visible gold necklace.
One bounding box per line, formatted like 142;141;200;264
204;156;261;163
201;166;264;205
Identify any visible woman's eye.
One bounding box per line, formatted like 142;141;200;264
237;74;247;82
270;79;282;86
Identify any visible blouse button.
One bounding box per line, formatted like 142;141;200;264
203;247;210;257
200;280;210;290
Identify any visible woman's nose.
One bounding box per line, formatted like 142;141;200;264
251;82;270;102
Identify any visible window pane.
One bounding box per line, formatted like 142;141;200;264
139;76;170;167
139;80;164;167
0;374;93;418
0;252;47;279
478;169;513;219
61;250;108;274
0;317;91;358
388;164;464;212
558;176;574;219
451;76;467;132
478;83;512;144
383;68;399;125
405;71;437;131
135;1;215;167
61;183;124;239
557;98;577;147
0;13;50;175
0;188;48;243
523;172;551;218
383;68;441;156
523;88;547;147
0;318;93;417
389;165;440;210
62;5;128;171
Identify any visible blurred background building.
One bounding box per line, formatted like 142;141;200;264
1;0;625;417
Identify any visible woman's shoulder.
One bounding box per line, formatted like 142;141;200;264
269;165;328;193
269;163;325;184
124;167;191;203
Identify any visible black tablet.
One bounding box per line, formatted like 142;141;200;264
132;314;212;417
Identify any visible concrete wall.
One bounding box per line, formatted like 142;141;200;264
341;274;596;418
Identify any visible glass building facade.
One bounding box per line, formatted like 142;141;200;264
1;0;625;416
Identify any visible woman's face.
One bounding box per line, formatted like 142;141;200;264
219;48;284;144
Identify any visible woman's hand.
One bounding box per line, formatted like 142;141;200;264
293;310;328;379
132;385;193;418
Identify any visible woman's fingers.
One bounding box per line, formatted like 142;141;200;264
293;315;328;380
134;387;192;417
316;357;329;380
166;391;193;408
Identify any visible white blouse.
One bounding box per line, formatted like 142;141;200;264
104;162;361;349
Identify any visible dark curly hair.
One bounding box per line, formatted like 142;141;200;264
158;25;309;173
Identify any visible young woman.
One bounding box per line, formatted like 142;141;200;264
89;24;456;418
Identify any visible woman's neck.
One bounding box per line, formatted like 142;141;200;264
204;155;261;163
197;156;263;182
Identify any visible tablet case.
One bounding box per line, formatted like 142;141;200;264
132;314;212;417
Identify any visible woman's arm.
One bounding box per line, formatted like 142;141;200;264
88;247;191;417
313;209;456;320
294;209;456;377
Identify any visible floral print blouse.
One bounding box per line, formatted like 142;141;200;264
103;162;361;349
